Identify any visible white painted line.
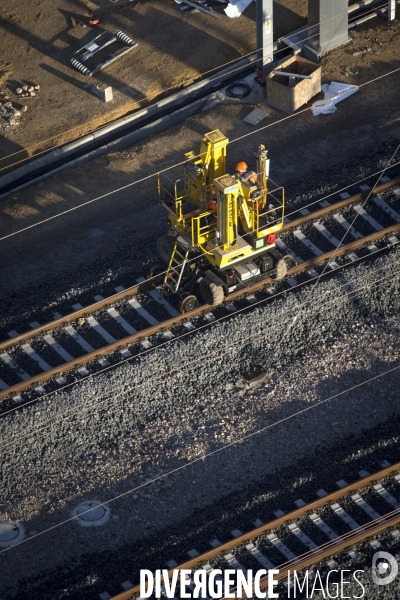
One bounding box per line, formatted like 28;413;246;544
293;230;323;256
372;196;400;222
275;239;304;263
107;307;137;335
0;378;8;390
64;325;94;353
351;493;381;520
21;344;51;371
43;335;74;362
313;221;343;247
309;513;338;540
245;542;274;569
373;483;399;508
128;298;158;326
266;533;296;560
136;277;179;317
287;523;317;550
353;204;383;231
330;502;361;530
0;352;30;380
86;317;116;344
332;213;363;240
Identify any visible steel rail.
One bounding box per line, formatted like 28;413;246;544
280;175;400;233
0;220;399;401
1;175;399;356
109;461;400;600
244;511;400;599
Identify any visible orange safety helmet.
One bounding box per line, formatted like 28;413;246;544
236;161;248;173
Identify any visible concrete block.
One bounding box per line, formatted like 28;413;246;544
266;55;321;114
89;85;113;102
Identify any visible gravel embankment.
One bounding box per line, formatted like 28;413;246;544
1;243;400;598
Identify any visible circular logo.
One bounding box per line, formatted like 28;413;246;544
372;551;398;585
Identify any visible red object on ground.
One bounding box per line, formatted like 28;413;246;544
89;19;101;25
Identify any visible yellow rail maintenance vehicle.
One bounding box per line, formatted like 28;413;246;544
151;129;294;313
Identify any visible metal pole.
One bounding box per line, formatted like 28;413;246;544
256;0;274;81
388;0;396;21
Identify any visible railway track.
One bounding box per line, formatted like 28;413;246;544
106;460;400;600
1;175;400;406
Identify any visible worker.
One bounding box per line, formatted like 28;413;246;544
236;161;257;184
208;187;217;211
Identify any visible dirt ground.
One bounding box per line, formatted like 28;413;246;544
0;12;399;300
0;0;308;168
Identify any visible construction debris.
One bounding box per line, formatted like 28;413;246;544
311;81;359;115
0;99;23;134
224;0;253;18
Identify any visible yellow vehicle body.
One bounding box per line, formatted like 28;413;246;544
158;129;285;272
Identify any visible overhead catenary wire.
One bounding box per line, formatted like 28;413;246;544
0;0;388;170
1;354;400;556
1;61;400;246
1;249;399;449
0;220;397;437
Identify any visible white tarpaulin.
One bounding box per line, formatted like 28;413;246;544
224;0;254;18
311;81;359;116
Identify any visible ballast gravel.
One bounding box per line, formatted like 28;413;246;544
1;245;400;597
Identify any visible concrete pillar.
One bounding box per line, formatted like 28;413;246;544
304;0;349;60
256;0;274;79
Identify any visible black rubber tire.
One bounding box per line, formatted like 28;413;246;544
157;234;174;264
200;277;225;306
181;295;198;313
283;254;295;270
147;264;164;286
225;82;251;99
275;258;288;281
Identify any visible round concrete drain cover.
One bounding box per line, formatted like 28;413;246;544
71;501;110;527
0;521;25;548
